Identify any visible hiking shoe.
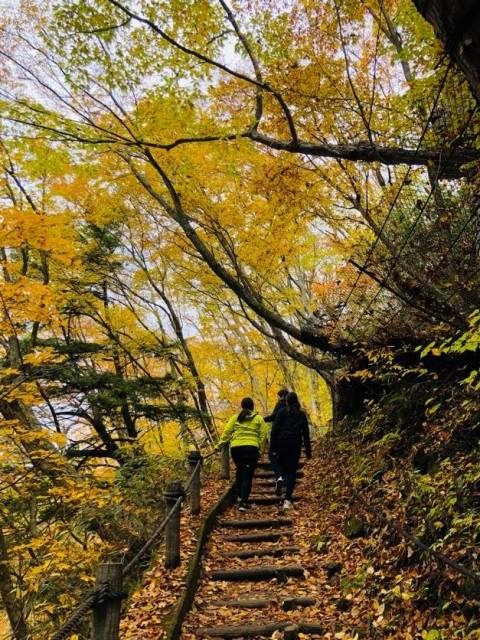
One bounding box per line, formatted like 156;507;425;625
274;477;283;496
282;499;293;510
238;502;251;512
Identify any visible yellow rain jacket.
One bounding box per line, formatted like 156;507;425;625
215;412;267;455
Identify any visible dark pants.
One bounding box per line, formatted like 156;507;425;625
231;445;259;504
277;446;301;500
269;451;282;480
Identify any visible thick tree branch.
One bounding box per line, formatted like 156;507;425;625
247;131;478;176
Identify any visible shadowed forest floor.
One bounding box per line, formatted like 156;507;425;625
119;436;479;639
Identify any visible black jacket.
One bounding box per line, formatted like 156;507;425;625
264;398;287;423
270;407;312;458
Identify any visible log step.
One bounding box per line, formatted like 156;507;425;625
211;598;273;609
282;596;316;610
217;518;292;529
211;565;305;581
219;546;299;559
255;471;304;479
256;461;304;470
249;496;303;505
210;595;316;610
221;530;294;542
248;496;282;505
256;461;274;469
250;489;277;495
255;479;302;488
196;622;290;638
196;621;323;638
250;488;302;496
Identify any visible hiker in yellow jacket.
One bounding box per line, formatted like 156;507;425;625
214;397;268;512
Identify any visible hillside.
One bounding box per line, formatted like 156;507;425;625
119;380;479;639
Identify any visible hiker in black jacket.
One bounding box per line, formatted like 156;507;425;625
270;391;311;510
265;389;288;485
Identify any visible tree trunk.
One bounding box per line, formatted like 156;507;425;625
0;527;29;640
412;0;480;104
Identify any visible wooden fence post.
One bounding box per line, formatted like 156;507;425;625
164;482;185;569
187;450;202;516
220;443;230;479
91;563;123;640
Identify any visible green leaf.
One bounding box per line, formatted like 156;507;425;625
420;342;436;358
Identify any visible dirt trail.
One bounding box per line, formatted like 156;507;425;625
181;452;357;638
121;438;478;639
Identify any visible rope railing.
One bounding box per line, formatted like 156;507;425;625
51;583;110;640
51;450;214;640
122;493;184;577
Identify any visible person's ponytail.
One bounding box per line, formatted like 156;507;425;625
237;397;254;422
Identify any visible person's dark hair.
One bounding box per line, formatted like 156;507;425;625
238;397;255;422
286;391;301;413
278;389;288;398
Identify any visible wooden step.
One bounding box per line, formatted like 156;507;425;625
281;596;316;610
255;478;302;487
256;461;304;470
196;621;324;638
211;565;305;581
248;496;282;505
256;461;274;469
219;546;299;559
249;496;303;505
196;621;290;638
210;595;316;610
217;518;292;529
250;489;277;495
255;471;304;479
210;597;273;609
221;530;294;543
